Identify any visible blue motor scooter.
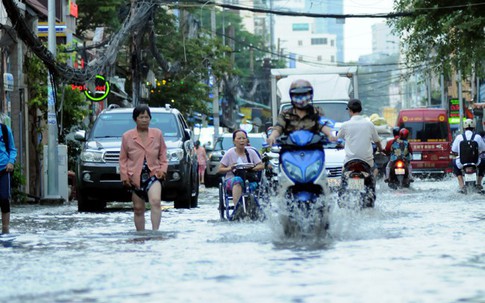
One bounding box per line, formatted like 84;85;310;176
276;130;330;236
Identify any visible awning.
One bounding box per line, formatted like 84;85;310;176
236;97;270;110
25;0;48;18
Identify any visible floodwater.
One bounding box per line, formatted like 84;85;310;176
0;177;484;303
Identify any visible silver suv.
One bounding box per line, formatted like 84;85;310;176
74;105;199;211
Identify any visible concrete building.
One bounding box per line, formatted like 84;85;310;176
274;16;337;69
272;0;343;65
372;22;400;56
1;0;78;199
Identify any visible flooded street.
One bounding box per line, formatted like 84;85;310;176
1;177;484;303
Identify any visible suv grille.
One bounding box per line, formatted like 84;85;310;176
327;166;342;178
104;151;120;163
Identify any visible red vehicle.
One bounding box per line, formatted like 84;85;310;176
396;108;453;177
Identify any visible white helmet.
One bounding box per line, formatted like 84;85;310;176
464;119;476;129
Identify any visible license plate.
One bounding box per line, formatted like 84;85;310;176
413;153;422;160
328;178;341;187
464;173;476;182
116;165;120;174
348;178;364;190
395;168;405;175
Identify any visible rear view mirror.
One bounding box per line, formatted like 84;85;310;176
74;130;86;141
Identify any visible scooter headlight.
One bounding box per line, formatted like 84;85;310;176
306;160;323;181
283;160;303;182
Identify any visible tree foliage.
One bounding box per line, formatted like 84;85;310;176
24;46;89;172
389;0;485;77
75;0;127;35
144;8;232;118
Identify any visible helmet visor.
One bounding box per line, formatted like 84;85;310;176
289;86;313;95
290;93;312;108
290;86;313;108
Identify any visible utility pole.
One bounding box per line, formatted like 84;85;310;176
458;70;464;133
211;8;219;142
131;0;139;106
42;0;62;203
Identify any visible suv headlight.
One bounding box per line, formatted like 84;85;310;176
80;150;104;162
167;148;184;161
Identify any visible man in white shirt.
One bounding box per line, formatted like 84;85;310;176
337;99;383;168
451;118;485;193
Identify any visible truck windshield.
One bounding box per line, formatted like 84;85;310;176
401;122;449;142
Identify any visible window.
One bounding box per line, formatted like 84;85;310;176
298;56;303;62
311;38;327;45
292;23;309;31
331;40;335;47
331;56;335;63
298;40;303;46
317;56;322;61
401;122;449;142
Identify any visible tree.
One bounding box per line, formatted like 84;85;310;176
75;0;127;35
389;0;485;77
144;8;233;118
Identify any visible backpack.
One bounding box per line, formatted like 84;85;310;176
459;133;479;164
0;123;9;155
390;138;410;161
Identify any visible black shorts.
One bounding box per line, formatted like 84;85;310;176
0;171;11;213
133;176;160;202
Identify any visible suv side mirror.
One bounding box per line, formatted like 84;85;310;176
74;130;87;141
184;129;192;140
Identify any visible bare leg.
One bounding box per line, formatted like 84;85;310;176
477;175;483;188
132;193;146;231
147;181;162;230
385;162;391;180
232;184;243;206
457;175;465;189
1;212;9;234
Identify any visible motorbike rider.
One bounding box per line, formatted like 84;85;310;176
385;128;414;182
451;119;485;193
337;99;383;187
384;126;401;154
266;79;337;146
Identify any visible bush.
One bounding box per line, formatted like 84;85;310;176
11;163;27;203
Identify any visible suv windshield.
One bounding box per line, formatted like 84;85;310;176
281;102;349;123
214;135;266;151
91;112;182;141
402;121;449;142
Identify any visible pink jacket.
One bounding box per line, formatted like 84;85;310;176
119;128;168;188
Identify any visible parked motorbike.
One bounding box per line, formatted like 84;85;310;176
259;145;280;202
338;159;376;208
276;130;330;236
387;158;411;189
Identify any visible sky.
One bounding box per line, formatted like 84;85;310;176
343;0;395;62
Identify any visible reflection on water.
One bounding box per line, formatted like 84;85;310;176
0;179;484;302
